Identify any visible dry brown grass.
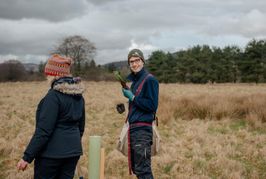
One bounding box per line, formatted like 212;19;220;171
0;82;266;179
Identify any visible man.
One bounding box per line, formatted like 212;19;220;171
122;49;159;179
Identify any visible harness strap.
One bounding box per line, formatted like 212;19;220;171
135;74;152;96
130;122;152;127
127;128;132;175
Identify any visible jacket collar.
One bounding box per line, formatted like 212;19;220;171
127;68;147;82
51;77;85;95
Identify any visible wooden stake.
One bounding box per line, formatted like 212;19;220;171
100;148;105;179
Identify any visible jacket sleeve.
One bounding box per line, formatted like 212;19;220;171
23;91;59;163
133;77;159;112
79;98;85;137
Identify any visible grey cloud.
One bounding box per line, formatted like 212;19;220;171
198;8;266;38
0;19;65;55
96;48;128;64
0;0;266;64
86;0;123;5
0;54;48;64
0;0;89;21
0;39;53;55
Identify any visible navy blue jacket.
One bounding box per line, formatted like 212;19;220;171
127;68;159;124
23;77;85;163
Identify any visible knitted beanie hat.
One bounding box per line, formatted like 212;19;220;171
44;54;72;76
127;49;145;64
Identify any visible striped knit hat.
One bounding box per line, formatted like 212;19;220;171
44;54;72;76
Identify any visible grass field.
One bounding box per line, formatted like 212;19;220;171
0;82;266;179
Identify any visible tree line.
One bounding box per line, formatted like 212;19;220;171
0;36;266;83
147;39;266;83
0;59;115;82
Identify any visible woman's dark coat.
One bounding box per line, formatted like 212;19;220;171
23;77;85;163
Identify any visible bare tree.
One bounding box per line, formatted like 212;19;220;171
0;60;27;81
52;35;96;67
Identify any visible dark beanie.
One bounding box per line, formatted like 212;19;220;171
127;49;145;64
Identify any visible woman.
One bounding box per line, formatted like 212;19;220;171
17;54;85;179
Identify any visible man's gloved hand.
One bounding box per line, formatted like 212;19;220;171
122;88;135;101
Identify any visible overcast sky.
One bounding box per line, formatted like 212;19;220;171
0;0;266;64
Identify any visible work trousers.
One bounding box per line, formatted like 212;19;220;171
130;128;154;179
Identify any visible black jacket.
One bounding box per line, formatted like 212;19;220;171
23;77;85;163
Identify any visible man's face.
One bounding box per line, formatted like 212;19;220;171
129;56;144;73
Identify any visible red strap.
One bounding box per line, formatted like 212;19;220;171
127;127;132;175
125;104;133;123
130;122;152;127
135;74;152;96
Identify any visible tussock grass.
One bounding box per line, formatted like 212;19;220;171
159;84;266;123
0;82;266;178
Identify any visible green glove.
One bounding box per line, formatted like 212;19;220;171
122;88;135;101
